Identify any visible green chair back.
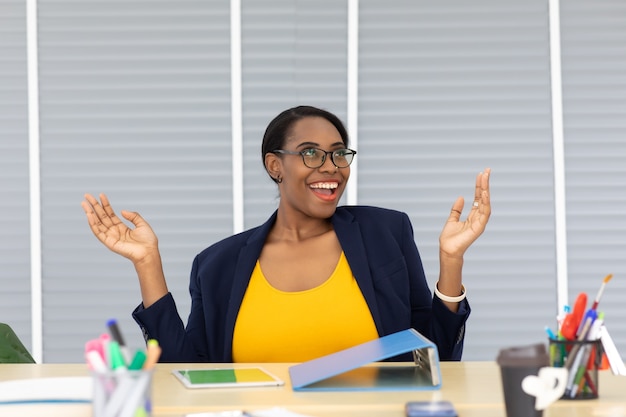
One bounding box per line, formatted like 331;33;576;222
0;323;35;363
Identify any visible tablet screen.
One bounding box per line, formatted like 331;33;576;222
172;367;284;389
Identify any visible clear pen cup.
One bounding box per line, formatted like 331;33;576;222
548;338;602;400
92;369;154;417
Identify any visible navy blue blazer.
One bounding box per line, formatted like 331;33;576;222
133;206;470;362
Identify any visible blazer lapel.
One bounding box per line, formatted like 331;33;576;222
223;211;278;357
332;209;383;334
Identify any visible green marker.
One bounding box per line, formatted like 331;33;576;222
108;341;127;370
128;349;147;370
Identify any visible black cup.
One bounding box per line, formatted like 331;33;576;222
496;343;549;417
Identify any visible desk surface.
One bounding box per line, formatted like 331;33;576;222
0;362;624;417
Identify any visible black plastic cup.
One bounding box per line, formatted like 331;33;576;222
496;343;549;417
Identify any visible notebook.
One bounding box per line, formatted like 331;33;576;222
0;376;91;404
288;328;441;391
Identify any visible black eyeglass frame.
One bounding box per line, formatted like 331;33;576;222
271;148;357;169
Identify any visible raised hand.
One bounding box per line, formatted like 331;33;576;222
439;168;491;259
81;193;168;306
81;193;159;264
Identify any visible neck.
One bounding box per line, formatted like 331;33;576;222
270;208;333;243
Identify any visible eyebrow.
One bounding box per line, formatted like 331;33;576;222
295;141;345;149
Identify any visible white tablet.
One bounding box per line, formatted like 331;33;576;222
172;367;285;389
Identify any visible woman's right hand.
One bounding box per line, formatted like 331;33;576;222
81;193;159;264
82;193;169;307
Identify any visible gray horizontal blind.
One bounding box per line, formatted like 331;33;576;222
37;0;232;362
6;0;622;363
561;0;626;358
241;0;348;228
358;0;556;360
0;0;32;353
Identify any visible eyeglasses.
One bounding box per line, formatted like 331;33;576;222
272;148;357;169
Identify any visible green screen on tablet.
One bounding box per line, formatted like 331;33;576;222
172;367;284;389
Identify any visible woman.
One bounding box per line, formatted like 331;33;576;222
82;105;491;363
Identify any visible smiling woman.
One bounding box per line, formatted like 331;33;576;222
81;105;491;363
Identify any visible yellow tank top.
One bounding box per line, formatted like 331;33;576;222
232;252;379;362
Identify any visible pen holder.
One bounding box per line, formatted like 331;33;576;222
92;369;154;417
548;338;602;400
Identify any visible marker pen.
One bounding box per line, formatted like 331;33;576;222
85;349;108;373
108;341;128;372
128;349;147;371
587;313;604;341
85;339;104;368
107;318;131;365
98;333;111;366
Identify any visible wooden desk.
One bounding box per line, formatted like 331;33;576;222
1;362;625;417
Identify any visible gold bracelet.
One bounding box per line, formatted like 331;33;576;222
434;282;466;303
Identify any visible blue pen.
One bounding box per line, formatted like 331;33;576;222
577;309;597;339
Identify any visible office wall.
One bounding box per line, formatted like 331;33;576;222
357;1;557;360
36;0;233;361
0;0;624;363
560;0;626;353
0;0;32;352
240;1;349;227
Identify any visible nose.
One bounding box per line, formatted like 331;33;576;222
319;151;338;172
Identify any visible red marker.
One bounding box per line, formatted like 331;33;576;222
560;292;587;340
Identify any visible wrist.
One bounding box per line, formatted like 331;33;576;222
435;281;466;303
439;250;464;265
133;248;161;269
134;250;168;308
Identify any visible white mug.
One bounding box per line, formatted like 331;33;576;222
521;367;569;410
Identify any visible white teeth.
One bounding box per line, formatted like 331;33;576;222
310;182;338;189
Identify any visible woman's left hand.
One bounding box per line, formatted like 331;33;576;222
439;168;491;259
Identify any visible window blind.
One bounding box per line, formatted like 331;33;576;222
561;0;626;359
0;0;32;354
3;0;623;363
358;0;556;360
240;0;349;228
37;0;232;362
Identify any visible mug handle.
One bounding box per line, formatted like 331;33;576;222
522;367;568;410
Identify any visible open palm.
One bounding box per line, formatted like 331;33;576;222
439;169;491;258
81;193;158;263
